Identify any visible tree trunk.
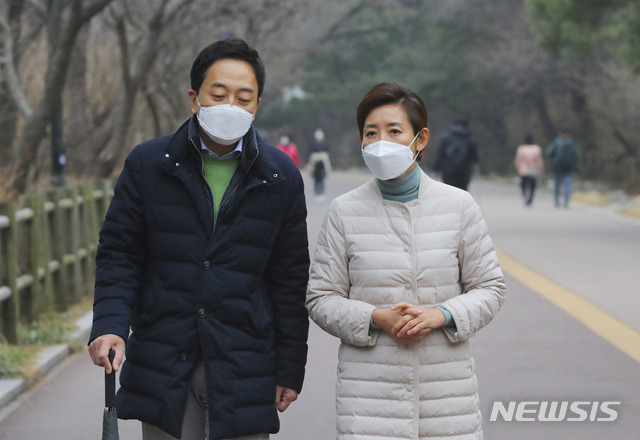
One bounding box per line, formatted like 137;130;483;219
10;0;114;194
530;90;556;145
93;3;173;178
0;0;26;163
65;24;91;148
566;71;598;178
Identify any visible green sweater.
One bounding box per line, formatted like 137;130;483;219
202;156;239;219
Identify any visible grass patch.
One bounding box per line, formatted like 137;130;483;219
0;345;30;379
618;208;640;220
0;316;74;379
572;191;609;207
0;294;94;379
17;314;73;346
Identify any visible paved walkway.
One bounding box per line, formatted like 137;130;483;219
0;171;638;439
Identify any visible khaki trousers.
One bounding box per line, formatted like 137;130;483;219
142;363;269;440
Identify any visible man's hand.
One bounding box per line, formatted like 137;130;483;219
88;334;125;374
390;302;446;338
275;386;298;412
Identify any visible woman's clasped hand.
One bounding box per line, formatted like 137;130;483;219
372;303;447;344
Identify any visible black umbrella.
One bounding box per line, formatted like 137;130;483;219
102;350;119;440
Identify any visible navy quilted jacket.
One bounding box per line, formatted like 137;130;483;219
89;117;310;439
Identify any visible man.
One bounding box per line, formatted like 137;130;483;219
307;128;331;202
546;127;580;208
88;38;310;440
434;119;479;190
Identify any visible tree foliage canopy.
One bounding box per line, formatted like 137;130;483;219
1;0;639;196
527;0;640;68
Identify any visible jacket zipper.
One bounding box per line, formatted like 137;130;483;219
406;204;420;439
214;148;260;232
190;138;216;234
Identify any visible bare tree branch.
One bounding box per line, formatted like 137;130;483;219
10;0;117;192
319;0;368;43
165;0;196;20
24;0;47;18
14;20;45;55
0;16;32;118
82;0;118;22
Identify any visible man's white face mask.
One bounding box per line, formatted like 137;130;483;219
196;98;253;145
361;131;422;180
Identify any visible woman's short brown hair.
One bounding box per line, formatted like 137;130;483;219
356;82;428;137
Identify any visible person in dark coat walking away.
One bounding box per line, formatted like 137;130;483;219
88;38;310;440
434;119;478;190
307;127;331;202
514;133;544;206
546;127;580;208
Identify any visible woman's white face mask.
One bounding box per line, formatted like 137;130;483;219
361;131;421;180
196;98;253;145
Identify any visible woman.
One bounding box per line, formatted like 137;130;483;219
515;133;544;206
306;82;506;440
276;133;301;167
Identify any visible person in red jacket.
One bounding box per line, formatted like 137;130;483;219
276;134;300;167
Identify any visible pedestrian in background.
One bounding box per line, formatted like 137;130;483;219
276;133;301;167
546;127;580;208
434;119;478;190
88;38;310;440
308;127;331;202
306;82;506;440
515;133;544;206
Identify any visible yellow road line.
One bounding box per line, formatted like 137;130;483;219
496;248;640;365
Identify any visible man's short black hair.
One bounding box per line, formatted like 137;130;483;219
190;38;265;97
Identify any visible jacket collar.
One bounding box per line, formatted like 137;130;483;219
417;169;432;198
159;115;285;185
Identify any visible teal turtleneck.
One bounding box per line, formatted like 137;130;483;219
376;164;421;202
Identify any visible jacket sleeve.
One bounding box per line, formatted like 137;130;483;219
89;146;147;345
468;140;479;164
440;193;506;343
264;170;310;393
306;202;379;348
546;140;557;159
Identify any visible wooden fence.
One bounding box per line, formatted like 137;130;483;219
0;182;113;344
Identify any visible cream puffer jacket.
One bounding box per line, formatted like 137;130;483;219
306;171;506;440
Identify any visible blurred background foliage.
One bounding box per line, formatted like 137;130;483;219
1;0;639;197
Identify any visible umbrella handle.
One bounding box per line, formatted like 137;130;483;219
105;350;116;408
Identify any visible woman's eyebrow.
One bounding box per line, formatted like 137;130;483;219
364;121;404;130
